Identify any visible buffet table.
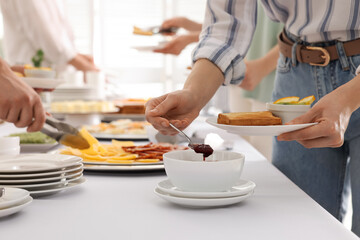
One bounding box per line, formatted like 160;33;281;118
0;122;358;240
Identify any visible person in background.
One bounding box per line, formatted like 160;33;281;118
0;0;98;76
0;57;45;131
146;1;360;236
153;17;202;55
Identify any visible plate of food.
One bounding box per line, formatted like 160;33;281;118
58;128;188;171
207;95;318;136
83;119;149;140
50;100;118;114
8;132;59;153
206;112;317;136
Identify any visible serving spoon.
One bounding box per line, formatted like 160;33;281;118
168;123;213;159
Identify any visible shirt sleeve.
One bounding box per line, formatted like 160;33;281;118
192;0;258;85
11;0;77;70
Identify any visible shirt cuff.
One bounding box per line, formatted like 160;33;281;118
192;39;246;86
356;65;360;75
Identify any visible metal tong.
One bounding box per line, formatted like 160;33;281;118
40;116;90;149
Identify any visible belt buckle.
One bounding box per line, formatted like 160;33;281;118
306;46;330;66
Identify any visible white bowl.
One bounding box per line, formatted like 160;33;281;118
163;150;245;192
266;102;311;124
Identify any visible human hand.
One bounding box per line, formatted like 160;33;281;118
161;17;202;33
69;53;98;72
153;33;199;55
239;60;266;91
0;60;45;132
277;91;352;148
145;89;201;135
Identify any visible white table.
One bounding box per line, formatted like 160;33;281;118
0;122;358;240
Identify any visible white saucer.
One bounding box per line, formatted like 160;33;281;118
154;188;254;208
0;196;33;218
0;188;30;209
206;117;317;136
29;177;86;197
157;179;255;198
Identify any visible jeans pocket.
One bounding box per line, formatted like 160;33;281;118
277;53;291;73
348;55;360;76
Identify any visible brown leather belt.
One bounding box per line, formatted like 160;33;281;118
278;30;360;66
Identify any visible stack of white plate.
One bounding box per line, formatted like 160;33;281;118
0;188;33;218
52;86;101;101
0;154;85;198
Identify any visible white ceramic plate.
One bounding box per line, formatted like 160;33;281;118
206;117;317;136
91;133;148;140
0;188;30;209
0;174;83;189
0;196;33;218
0;154;82;173
0;164;82;178
83;160;163;166
84;164;164;171
0;170;82;184
22;77;65;89
154;188;254;208
29;177;86;197
157;179;256;198
20;143;59;153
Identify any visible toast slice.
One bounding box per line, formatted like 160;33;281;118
217;111;282;126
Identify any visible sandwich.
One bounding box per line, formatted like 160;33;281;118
217;111;282;126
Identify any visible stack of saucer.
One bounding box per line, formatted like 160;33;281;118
155;179;256;208
0;154;85;197
0;188;33;218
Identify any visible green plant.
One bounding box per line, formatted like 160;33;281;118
31;49;44;67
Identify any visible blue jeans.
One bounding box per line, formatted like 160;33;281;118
272;33;360;236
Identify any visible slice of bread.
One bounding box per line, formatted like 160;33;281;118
217;111;282;126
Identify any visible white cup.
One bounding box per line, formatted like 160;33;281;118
163;150;245;192
0;137;20;156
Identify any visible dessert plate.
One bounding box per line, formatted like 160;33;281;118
206;117;317;136
22;77;65;89
29;177;86;197
154;188;254;208
0;188;30;209
157;179;255;198
0;164;82;178
0;170;82;184
0;154;82;173
0;174;83;189
0;196;33;218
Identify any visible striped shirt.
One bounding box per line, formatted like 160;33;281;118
192;0;360;85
